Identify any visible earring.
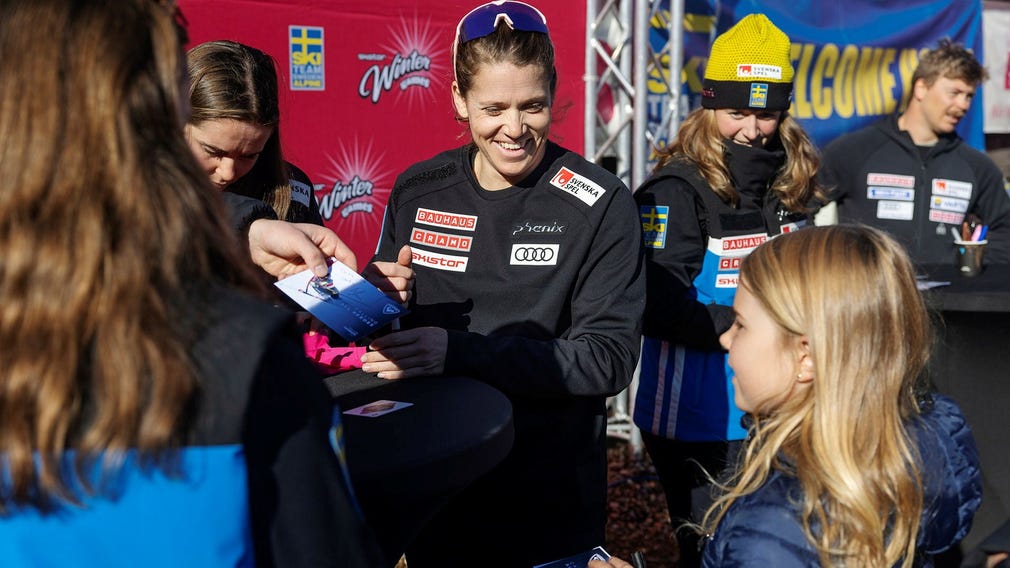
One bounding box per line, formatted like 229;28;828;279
796;372;803;380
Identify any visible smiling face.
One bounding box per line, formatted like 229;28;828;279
452;61;551;190
916;75;975;137
720;283;809;414
715;108;782;147
184;118;273;190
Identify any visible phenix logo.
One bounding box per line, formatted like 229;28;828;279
357;15;445;105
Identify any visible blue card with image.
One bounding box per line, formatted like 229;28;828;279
274;259;408;342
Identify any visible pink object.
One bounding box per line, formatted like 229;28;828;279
302;332;366;374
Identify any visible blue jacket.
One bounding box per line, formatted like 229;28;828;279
0;290;381;567
701;394;982;567
634;154;809;442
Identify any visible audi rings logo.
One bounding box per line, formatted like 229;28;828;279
514;247;554;262
510;243;559;266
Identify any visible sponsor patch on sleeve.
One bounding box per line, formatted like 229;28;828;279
876;200;914;221
550;167;606;206
639;205;669;248
932;178;973;200
290;178;313;207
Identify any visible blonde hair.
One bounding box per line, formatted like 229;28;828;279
703;225;931;567
654;107;824;212
0;0;259;511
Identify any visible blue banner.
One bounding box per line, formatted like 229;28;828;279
651;0;985;151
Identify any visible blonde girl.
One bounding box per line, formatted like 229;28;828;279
599;225;981;567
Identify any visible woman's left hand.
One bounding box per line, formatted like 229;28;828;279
361;327;448;379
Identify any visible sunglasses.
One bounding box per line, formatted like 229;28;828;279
452;0;549;78
454;0;549;45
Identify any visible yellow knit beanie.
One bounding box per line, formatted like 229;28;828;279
701;14;793;111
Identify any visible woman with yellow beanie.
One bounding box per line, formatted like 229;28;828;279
631;13;824;566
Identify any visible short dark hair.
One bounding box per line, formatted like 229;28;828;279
912;38;988;88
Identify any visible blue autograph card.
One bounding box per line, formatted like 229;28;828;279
274;259;408;342
533;546;611;568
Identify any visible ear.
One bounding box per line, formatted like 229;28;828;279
451;81;469;121
795;336;815;384
912;78;929;102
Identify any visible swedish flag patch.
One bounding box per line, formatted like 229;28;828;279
640;205;669;249
748;82;768;108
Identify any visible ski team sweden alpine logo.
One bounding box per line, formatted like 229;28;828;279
640;205;669;249
290;26;324;91
550;167;605;206
748;83;768;108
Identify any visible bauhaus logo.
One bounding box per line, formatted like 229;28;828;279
510;244;559;266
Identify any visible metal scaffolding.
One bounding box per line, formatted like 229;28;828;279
585;0;686;447
584;0;685;190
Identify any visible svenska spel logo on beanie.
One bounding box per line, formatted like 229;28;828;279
701;13;794;111
737;64;782;80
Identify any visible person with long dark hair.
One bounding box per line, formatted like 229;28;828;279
0;1;378;565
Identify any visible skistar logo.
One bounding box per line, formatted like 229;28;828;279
412;249;468;272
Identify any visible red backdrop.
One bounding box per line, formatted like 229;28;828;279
178;0;587;265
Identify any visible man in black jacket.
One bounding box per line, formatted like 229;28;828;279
821;40;1010;266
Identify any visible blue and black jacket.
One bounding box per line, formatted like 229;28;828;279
0;290;380;567
633;152;809;442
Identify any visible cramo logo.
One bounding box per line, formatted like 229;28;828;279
318;175;374;220
359;50;431;104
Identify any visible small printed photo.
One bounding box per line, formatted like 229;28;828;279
343;399;413;418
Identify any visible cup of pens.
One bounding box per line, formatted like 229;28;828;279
953;219;988;277
954;239;987;276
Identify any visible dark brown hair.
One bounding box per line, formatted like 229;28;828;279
0;0;258;511
187;40;293;219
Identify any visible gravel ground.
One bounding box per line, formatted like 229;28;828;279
605;442;679;568
396;441;678;568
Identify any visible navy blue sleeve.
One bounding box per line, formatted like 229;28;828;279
243;329;382;568
221;191;278;232
635;176;732;350
914;394;982;554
